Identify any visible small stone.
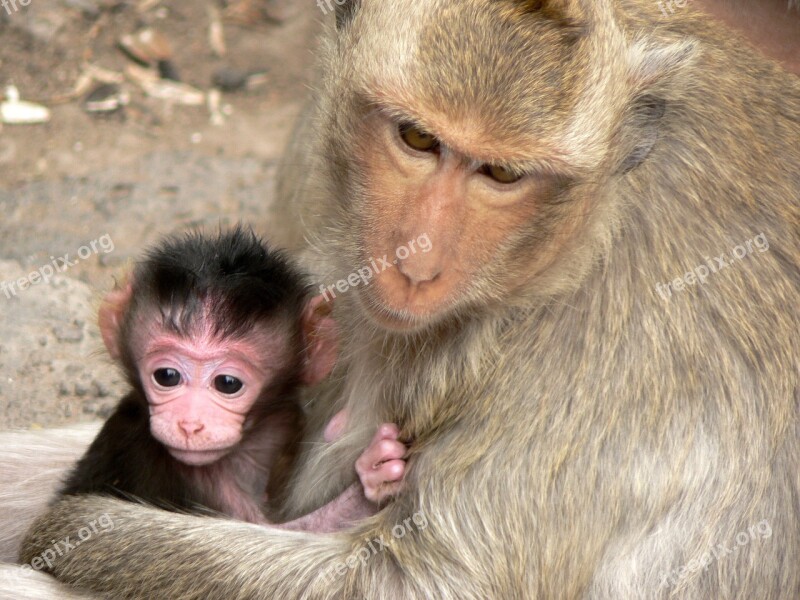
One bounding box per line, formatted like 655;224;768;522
53;324;84;343
92;380;111;398
119;28;173;65
157;59;181;82
97;403;115;419
1;86;51;125
212;66;249;92
84;83;130;114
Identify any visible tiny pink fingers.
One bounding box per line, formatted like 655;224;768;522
362;462;406;504
356;423;408;503
360;459;406;490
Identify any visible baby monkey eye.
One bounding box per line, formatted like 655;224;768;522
153;368;182;388
214;375;244;395
399;122;440;153
481;164;524;184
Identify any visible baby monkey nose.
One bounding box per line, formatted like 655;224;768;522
178;420;205;437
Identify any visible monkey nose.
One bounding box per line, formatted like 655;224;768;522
178;421;205;437
397;259;442;288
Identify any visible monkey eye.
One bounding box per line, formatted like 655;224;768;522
398;122;440;153
153;368;182;388
214;375;244;395
480;164;524;184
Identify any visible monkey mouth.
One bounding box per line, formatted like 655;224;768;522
356;288;437;332
167;447;230;466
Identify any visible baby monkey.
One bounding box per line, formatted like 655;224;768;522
60;228;406;530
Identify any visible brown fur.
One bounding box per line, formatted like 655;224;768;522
17;1;800;598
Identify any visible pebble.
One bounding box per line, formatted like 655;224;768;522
97;403;115;418
92;380;111;398
0;86;51;125
83;83;129;114
212;66;249;92
53;324;84;343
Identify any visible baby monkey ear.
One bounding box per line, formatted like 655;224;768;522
301;295;339;386
98;278;133;360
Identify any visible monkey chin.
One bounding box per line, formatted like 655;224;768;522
167;447;230;467
356;287;446;334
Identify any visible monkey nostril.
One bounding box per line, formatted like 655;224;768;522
397;261;441;287
178;421;204;437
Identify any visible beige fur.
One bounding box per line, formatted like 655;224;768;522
4;0;799;598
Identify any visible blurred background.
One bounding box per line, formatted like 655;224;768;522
0;0;320;428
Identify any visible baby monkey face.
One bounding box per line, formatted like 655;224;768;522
140;329;286;466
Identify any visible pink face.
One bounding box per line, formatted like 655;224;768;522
102;289;339;468
139;328;289;467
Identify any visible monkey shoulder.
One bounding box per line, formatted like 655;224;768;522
57;392;191;508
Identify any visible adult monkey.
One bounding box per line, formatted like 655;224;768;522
7;0;800;598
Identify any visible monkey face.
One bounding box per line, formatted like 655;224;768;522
343;111;582;332
314;1;691;332
138;329;290;466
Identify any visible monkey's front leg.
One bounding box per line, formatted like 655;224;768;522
280;422;408;533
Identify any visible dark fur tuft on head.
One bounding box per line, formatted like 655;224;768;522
129;226;308;340
513;0;587;42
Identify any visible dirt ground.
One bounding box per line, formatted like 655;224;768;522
0;0;322;428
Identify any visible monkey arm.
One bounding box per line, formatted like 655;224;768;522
20;492;457;600
278;483;376;533
278;422;407;532
20;427;497;600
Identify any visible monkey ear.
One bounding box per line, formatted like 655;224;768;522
301;295;339;386
98;280;133;360
618;94;667;174
335;0;360;30
618;39;698;173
